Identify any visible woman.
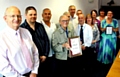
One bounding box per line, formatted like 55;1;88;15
97;10;119;75
91;10;101;31
85;14;100;73
97;8;107;22
97;10;118;64
85;14;100;53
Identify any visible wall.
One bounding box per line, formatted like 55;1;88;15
100;0;120;6
0;0;98;31
100;0;120;32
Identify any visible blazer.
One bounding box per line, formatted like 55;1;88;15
52;24;76;60
20;20;50;57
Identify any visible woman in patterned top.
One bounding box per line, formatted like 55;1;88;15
97;10;119;65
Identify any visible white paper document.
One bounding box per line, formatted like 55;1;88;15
106;27;112;34
69;37;82;55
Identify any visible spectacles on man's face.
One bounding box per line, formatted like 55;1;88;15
6;15;22;18
61;20;69;23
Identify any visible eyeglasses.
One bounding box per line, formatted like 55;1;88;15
6;15;22;18
70;9;75;10
61;20;69;23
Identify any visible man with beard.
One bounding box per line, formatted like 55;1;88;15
20;6;50;77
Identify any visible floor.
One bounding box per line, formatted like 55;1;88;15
92;61;112;77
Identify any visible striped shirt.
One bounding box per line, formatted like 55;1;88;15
20;20;50;57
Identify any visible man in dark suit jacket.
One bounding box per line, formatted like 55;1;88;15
20;6;50;77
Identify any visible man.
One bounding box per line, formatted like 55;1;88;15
0;6;39;77
20;6;50;77
40;8;56;77
63;12;74;29
68;5;78;27
52;15;76;77
74;14;93;76
76;9;82;16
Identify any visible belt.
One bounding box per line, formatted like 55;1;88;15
22;71;31;76
3;71;31;77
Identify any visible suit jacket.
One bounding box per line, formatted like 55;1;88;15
52;25;76;60
20;20;50;57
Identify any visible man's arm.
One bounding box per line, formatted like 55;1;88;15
0;40;21;77
41;24;50;56
27;30;39;74
31;41;39;75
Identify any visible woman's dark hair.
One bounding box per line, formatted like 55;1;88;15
98;8;106;15
90;9;98;16
107;9;113;14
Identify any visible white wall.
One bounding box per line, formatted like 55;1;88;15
0;0;98;31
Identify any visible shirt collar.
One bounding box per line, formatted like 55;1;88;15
59;25;70;34
6;26;20;36
78;23;85;28
41;20;52;27
70;14;77;20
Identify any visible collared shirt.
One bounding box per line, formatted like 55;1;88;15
74;23;93;47
20;20;50;57
0;26;39;77
41;20;56;57
70;15;78;27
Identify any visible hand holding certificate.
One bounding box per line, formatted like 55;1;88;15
68;36;82;58
106;26;112;34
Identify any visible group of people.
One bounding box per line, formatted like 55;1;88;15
0;4;119;77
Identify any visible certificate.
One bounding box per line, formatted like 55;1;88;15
106;26;112;34
68;36;82;58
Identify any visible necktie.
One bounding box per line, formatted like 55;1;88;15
16;32;33;69
80;26;84;44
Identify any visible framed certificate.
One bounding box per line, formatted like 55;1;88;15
68;36;82;58
106;26;112;34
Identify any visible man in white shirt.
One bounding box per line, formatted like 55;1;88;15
68;5;78;28
74;14;93;76
0;6;39;77
40;8;56;77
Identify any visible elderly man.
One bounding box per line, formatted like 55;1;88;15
74;14;93;76
0;6;39;77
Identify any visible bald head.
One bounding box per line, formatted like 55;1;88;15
42;8;51;14
4;6;22;30
78;14;85;25
4;6;21;16
78;14;85;18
